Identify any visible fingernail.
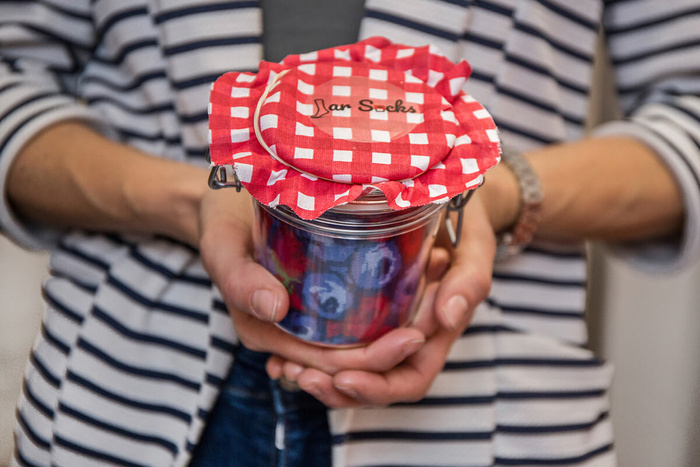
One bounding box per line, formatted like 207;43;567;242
443;295;468;330
251;289;278;321
304;383;323;399
334;385;359;400
284;364;305;380
401;338;425;359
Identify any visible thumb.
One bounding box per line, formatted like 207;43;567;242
199;190;289;322
434;193;496;330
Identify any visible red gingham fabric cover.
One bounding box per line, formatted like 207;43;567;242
208;37;500;219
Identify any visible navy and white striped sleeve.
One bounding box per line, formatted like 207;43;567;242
0;1;102;250
595;0;700;272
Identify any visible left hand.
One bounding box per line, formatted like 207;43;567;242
266;191;496;408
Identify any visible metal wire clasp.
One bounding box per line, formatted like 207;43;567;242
206;148;242;191
445;189;476;248
206;148;478;248
208;164;242;191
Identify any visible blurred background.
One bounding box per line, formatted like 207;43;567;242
1;237;48;465
588;246;700;467
1;37;699;467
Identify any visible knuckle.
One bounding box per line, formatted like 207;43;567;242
401;391;426;404
324;399;346;410
223;273;241;297
318;361;340;375
323;352;358;375
472;273;492;302
237;334;263;352
392;385;429;404
407;380;432;403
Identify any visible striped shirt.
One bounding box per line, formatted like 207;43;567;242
1;0;699;466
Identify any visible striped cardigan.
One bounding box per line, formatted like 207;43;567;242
1;1;699;466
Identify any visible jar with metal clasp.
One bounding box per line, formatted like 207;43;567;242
207;37;500;346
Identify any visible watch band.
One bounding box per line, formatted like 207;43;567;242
496;146;543;259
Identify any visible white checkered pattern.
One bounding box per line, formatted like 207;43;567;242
267;169;288;185
333;85;352;96
333;150;353;162
230;106;249;118
257;62;457;184
333;127;353;140
209;37;500;220
333;66;352;77
260;114;278;131
231;87;250;98
295;122;314;137
297;80;314;94
297;192;315;210
372;152;392;164
294;147;314;159
230;128;249;142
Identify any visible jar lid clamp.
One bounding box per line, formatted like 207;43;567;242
207;147;478;248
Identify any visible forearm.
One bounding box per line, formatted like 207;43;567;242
6;122;208;246
483;136;684;243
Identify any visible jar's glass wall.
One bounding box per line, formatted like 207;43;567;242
253;200;444;346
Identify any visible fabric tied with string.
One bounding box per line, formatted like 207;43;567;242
208;36;501;220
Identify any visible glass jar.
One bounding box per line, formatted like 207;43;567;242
252;191;446;347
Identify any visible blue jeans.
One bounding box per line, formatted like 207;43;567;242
189;346;332;467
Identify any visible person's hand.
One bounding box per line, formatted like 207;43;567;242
197;188;431;375
265;192;496;408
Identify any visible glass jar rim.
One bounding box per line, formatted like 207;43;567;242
255;191;446;239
